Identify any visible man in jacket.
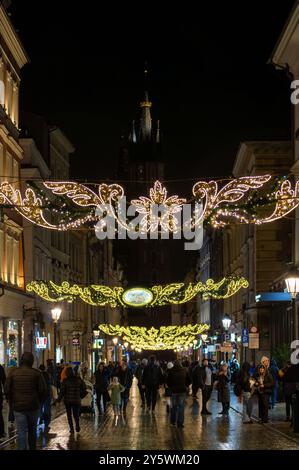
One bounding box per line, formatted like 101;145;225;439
94;363;110;413
39;364;52;431
141;355;163;413
117;361;133;413
198;358;214;415
166;360;191;427
4;352;47;450
135;358;148;407
0;363;6;440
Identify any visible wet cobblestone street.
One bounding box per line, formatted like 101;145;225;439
2;381;299;450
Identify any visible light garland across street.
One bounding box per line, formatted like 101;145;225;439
26;276;249;308
98;324;209;350
1;175;299;232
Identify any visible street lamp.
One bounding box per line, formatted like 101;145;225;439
51;307;62;385
222;314;231;331
285;268;299;338
112;337;118;361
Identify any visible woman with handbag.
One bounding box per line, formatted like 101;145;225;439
56;367;87;433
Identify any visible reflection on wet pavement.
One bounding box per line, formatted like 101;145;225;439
2;381;299;450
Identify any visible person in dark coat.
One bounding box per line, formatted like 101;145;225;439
217;363;230;415
135;358;148;407
282;361;298;422
141;355;163;413
117;361;133;413
198;358;214;415
269;359;279;409
57;367;87;433
94;363;110;414
38;365;52;431
166;360;191;427
253;364;274;423
0;363;6;440
4;352;47;450
191;361;200;398
235;362;253;423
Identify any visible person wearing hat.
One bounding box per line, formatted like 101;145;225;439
135;358;148;408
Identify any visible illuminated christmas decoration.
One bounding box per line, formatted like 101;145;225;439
98;324;209;350
26;276;249;307
2;175;298;231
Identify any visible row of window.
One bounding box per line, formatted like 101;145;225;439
0;142;19;183
0;226;21;287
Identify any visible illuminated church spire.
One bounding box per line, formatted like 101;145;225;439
139;64;152;142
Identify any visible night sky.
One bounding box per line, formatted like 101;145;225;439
10;0;295;185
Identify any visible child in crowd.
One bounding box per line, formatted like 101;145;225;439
108;376;125;415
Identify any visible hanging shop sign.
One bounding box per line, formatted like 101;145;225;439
72;335;80;347
249;333;259;349
242;328;249;346
36;336;47;349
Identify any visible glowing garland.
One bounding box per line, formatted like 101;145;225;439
1;176;298;231
26;276;249;308
98;324;209;350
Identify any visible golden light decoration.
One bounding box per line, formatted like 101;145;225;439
26;276;249;308
1;175;299;232
99;324;209;350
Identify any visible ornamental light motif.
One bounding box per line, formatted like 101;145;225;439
26;276;249;308
1;175;298;233
98;324;209;350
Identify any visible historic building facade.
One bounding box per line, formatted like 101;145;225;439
0;3;29;366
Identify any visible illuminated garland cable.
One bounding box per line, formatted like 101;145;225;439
98;324;209;350
26;276;249;308
1;175;299;232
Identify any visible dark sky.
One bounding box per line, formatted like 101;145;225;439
10;0;295;184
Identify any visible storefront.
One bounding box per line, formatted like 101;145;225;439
0;318;21;366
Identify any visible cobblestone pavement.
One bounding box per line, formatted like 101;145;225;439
2;380;299;450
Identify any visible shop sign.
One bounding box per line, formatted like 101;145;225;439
242;328;249;346
36;336;47;349
249;333;259;349
72;335;80;347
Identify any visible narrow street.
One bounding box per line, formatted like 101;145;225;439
2;381;299;451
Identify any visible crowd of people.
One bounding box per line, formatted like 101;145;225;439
0;352;299;450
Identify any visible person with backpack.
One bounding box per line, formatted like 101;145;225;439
234;362;253;423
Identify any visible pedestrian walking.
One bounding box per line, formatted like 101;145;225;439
281;361;297;422
235;362;253;423
117;361;133;413
4;352;47;450
38;365;52;431
166;360;191;428
94;363;110;414
191;361;200;398
108;376;125;416
0;363;6;440
269;359;279;409
198;358;213;415
56;366;87;434
141;355;163;413
135;358;148;407
164;361;174;413
217;363;230;415
253;364;274;423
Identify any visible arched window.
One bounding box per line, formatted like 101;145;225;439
0;80;4;106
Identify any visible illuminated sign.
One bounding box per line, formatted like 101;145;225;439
122;287;154;307
36;336;47;349
72;335;80;347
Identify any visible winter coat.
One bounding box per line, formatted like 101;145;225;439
108;383;125;405
142;363;163;388
94;368;110;392
198;365;214;389
236;370;251;393
217;373;230;403
283;365;298;397
118;368;133;399
166;365;191;394
254;371;274;395
41;371;52;400
4;365;47;411
58;376;87;405
135;365;146;384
